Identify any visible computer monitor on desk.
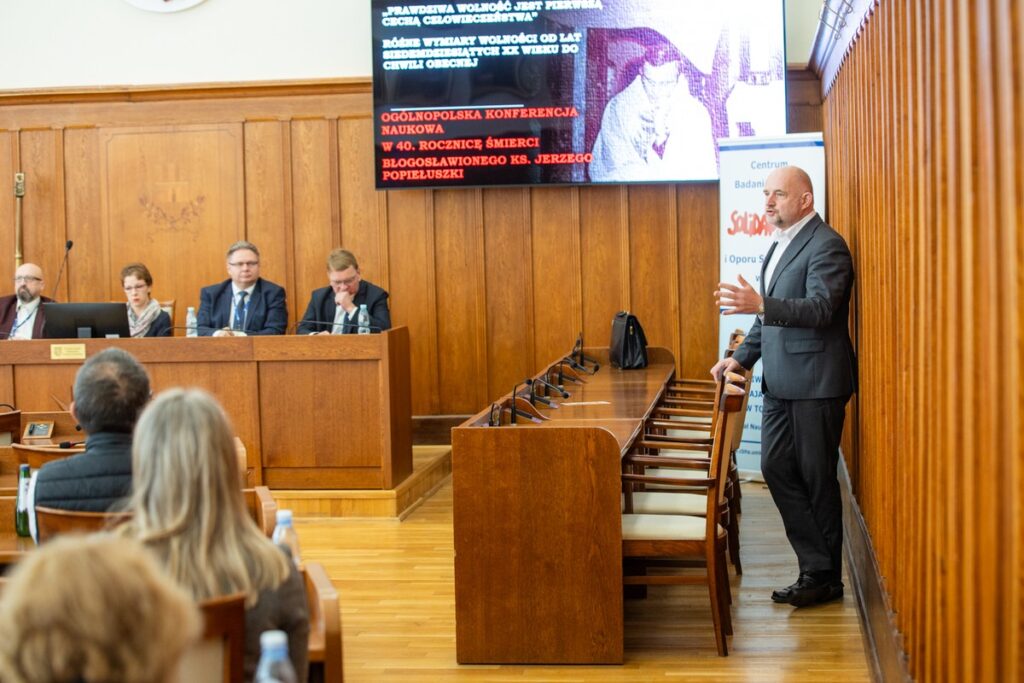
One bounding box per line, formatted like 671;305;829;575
42;303;131;339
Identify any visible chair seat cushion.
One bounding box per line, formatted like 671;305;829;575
623;491;709;516
621;513;725;541
645;466;710;479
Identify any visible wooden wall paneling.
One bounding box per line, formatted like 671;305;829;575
482;188;534;401
244;120;295;328
63;128;105;303
433;189;487;414
999;1;1024;679
18;129;67;300
386;189;438;414
578;185;627;356
338;117;387;286
529;186;582;369
625;185;679;359
785;68;824;134
0;132;16;283
824;0;1024;679
676;183;719;379
98;123;246;323
966;2;1001;679
288;119;338;324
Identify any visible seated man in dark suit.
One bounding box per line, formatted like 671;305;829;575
197;240;288;336
27;347;151;540
297;249;391;334
0;263;53;340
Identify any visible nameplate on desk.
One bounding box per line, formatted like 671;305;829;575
50;344;87;360
560;401;611;406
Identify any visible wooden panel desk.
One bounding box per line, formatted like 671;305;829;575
0;329;412;489
452;347;675;664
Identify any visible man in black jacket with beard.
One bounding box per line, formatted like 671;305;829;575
28;348;151;540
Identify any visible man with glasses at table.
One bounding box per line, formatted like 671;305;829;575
0;263;52;340
196;240;288;336
297;249;391;335
589;41;716;182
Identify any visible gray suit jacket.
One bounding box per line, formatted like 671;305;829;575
731;214;857;400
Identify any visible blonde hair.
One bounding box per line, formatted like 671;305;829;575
122;388;290;607
0;534;200;683
327;248;359;272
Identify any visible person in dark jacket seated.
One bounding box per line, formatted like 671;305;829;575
28;347;151;540
197;240;288;336
297;248;391;334
121;262;171;338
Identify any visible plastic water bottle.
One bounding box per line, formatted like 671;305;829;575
254;630;297;683
15;464;30;537
185;306;198;337
271;509;301;567
357;304;371;334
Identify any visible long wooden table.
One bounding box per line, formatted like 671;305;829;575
0;329;413;489
451;347;675;664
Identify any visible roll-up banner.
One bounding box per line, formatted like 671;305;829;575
717;133;826;477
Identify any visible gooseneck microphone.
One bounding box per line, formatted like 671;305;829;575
534;376;569;399
51;240;74;300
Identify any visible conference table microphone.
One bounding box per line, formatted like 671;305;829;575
58;439;85;449
533;376;569;399
523;379;557;409
51;240;74;299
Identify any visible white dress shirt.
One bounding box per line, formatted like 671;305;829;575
763;212;817;291
10;298;41;340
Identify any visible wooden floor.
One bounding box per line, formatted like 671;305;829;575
297;480;871;682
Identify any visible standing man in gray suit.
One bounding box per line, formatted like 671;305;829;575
713;165;856;608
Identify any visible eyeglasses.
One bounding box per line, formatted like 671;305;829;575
14;276;41;283
123;284;148;292
330;275;359;287
228;261;259;268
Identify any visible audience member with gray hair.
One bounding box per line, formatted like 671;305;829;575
27;347;151;540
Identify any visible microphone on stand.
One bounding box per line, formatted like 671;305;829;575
534;376;569;399
51;240;73;301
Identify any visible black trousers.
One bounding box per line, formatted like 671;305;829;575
761;390;849;577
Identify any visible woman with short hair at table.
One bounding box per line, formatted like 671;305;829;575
121;388;309;680
121;262;171;337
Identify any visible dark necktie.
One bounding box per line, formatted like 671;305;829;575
233;291;248;331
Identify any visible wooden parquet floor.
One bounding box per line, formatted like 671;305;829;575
296;480;871;682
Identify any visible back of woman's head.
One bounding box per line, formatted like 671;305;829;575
126;388;288;604
0;533;200;683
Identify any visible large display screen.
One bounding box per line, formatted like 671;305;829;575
372;1;786;189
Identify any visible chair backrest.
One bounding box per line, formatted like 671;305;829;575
160;299;176;322
303;561;343;682
176;593;246;683
34;506;132;542
709;386;745;515
13;443;84;470
243;486;277;537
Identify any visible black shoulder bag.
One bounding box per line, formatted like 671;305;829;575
609;311;648;369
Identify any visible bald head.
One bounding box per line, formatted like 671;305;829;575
763;165;815;230
14;263;44;304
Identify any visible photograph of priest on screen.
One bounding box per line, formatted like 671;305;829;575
587;40;716;182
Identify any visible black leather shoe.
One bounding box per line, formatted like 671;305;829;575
771;574;808;603
788;574;844;607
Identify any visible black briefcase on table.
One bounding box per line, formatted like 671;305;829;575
609;311;648;369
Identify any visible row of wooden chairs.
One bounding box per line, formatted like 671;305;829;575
619;331;752;656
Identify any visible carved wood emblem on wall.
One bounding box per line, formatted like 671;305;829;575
138;194;206;231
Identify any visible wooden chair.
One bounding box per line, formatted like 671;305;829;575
177;593;246;683
303;561;343;682
636;368;753;573
160;299;176;322
34;506;132;541
243;486;277;537
621;383;745;656
12;442;84;470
